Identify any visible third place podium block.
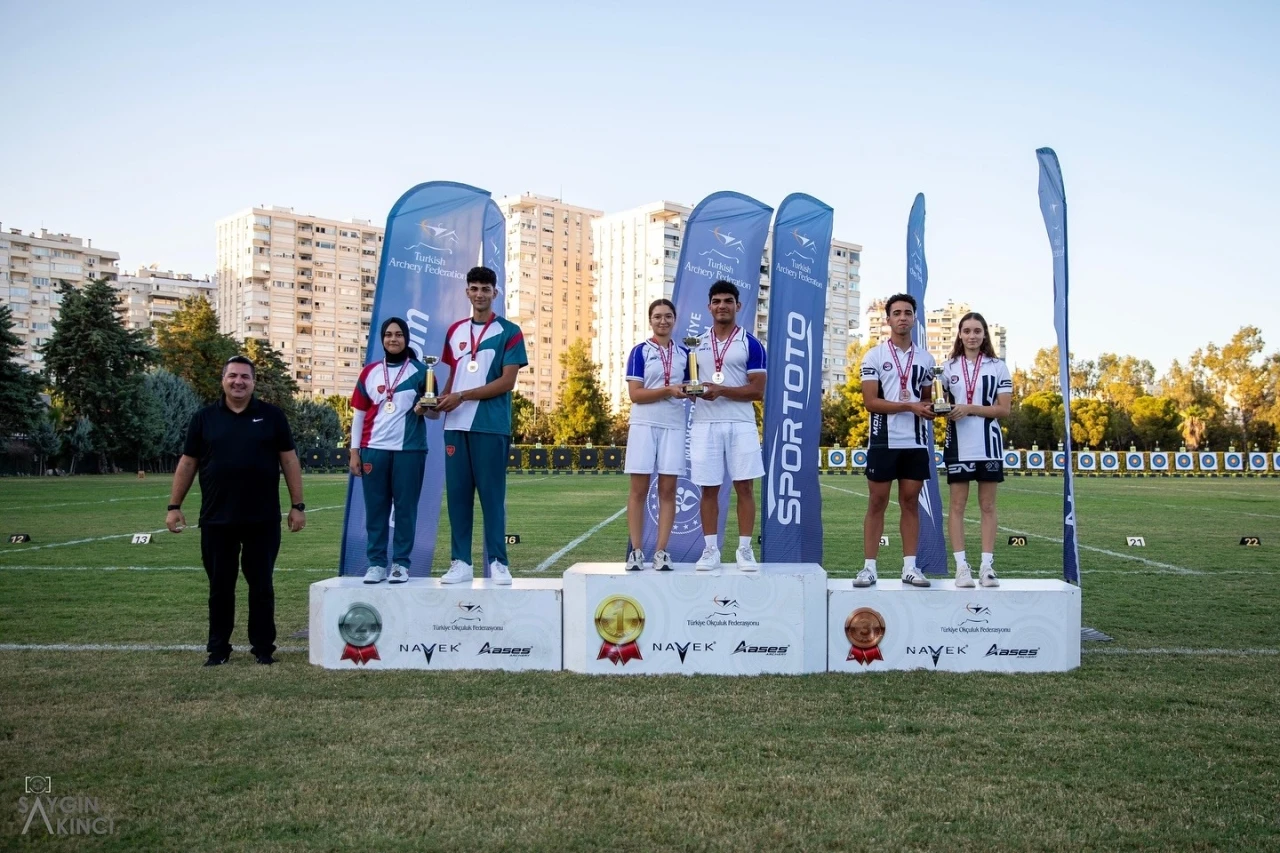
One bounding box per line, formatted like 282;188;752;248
562;563;827;675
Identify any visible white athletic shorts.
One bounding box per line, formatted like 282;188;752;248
624;424;687;476
689;421;764;486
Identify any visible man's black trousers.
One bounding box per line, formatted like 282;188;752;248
200;522;280;658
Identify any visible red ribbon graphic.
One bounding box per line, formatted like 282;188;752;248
341;643;380;665
847;646;883;666
597;642;642;666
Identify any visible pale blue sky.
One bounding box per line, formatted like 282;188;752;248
2;0;1277;369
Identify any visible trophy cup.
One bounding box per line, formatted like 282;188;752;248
930;365;952;415
416;356;439;412
682;336;705;397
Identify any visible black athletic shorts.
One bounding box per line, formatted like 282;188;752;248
946;459;1005;484
865;447;932;483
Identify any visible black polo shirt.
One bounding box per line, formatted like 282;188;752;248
182;396;296;526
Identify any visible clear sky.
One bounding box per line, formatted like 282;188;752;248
2;0;1277;370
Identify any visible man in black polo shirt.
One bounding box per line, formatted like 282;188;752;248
166;355;306;666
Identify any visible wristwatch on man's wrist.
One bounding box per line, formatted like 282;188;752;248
167;504;181;512
292;503;306;512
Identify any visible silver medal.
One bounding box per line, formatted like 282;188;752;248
466;361;479;373
383;400;396;414
712;371;724;384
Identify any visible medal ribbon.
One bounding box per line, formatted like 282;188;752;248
597;641;642;666
341;643;380;665
651;338;673;386
847;646;883;665
961;354;983;406
469;314;497;364
710;327;739;379
381;358;411;407
888;343;915;395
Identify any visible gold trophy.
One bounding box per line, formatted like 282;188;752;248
930;365;952;415
416;356;439;412
682;336;705;397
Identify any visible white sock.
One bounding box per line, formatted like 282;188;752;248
954;551;968;567
903;556;917;572
705;535;718;550
981;552;994;568
738;535;751;550
863;559;877;571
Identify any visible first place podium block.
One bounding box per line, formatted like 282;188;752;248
828;579;1080;673
310;577;563;671
563;563;827;675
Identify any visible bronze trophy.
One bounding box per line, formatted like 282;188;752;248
682;336;705;397
416;356;439;412
930;365;952;415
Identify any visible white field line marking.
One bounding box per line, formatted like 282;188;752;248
0;565;333;572
3;493;172;510
1001;485;1280;520
0;643;306;653
534;506;628;572
0;505;345;555
510;476;549;483
819;483;1198;574
1084;647;1279;657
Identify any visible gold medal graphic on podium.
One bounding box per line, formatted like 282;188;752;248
930;366;952;415
594;595;645;665
682;336;705;397
845;607;885;665
416;356;439;411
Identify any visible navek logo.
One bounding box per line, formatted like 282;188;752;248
732;641;788;656
399;642;460;664
904;644;968;666
478;642;531;657
652;641;716;663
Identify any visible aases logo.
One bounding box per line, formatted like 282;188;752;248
985;644;1038;658
478;642;530;656
733;641;788;656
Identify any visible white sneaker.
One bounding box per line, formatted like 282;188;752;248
980;566;1000;588
653;550;673;572
362;565;387;584
735;545;758;572
388;564;409;584
440;560;473;584
852;567;877;588
625;549;644;571
489;560;512;586
902;567;932;587
695;546;721;571
954;563;975;588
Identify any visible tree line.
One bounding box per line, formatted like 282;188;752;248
822;333;1280;451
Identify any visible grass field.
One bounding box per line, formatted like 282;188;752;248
1;473;1278;851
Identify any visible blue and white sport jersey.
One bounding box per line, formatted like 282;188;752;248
625;339;691;430
350;358;428;451
941;355;1013;462
861;341;936;449
690;327;767;424
441;314;528;434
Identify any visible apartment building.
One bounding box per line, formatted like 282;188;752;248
496;193;602;410
116;266;216;333
863;298;1008;362
215;207;381;397
0;224;120;368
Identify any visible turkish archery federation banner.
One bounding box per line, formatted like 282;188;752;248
640;191;773;564
339;181;492;577
905;193;948;576
762;193;832;563
1037;148;1082;586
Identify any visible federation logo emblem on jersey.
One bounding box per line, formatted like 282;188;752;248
951;375;959;383
376;385;386;394
446;445;456;457
882;362;892;371
363;462;373;474
459;342;468;352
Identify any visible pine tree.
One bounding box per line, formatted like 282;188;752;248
552;340;610;444
0;305;45;446
242;338;299;419
40;279;156;468
153;296;239;402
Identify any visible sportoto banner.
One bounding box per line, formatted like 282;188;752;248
1037;148;1081;585
905;193;947;576
762;193;833;564
339;181;492;577
641;191;773;563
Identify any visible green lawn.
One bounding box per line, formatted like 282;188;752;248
1;473;1278;850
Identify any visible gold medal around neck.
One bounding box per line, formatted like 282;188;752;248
594;595;645;646
466;361;480;373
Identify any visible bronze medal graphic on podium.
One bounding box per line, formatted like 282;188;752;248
845;607;885;665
